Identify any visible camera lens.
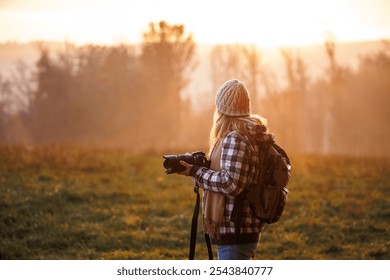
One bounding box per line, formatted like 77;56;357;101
163;151;209;174
163;155;185;174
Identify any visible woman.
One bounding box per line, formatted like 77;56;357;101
179;79;268;260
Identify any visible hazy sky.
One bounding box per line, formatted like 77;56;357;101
1;0;390;46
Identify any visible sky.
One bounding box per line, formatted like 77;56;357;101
0;0;390;47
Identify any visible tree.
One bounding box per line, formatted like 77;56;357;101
210;44;244;92
140;21;196;150
0;75;9;142
28;45;76;144
94;45;142;147
343;41;390;155
209;44;270;112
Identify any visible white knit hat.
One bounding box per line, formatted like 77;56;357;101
215;79;251;116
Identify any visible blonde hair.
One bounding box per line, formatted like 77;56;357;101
208;110;268;156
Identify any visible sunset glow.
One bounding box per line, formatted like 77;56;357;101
1;0;389;47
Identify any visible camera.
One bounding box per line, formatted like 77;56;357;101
163;151;210;174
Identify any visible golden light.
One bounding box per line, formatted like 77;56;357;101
0;0;389;46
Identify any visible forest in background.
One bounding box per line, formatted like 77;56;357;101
0;21;389;156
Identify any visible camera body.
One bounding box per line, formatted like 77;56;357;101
163;151;210;174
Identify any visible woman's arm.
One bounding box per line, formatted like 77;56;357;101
190;132;252;196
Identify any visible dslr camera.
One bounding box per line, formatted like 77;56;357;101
163;151;210;174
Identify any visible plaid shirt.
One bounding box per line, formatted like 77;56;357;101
192;131;264;236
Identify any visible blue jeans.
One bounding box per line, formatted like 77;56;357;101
217;242;258;260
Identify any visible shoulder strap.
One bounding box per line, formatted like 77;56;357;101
189;183;213;260
272;143;291;165
204;233;213;260
189;184;200;260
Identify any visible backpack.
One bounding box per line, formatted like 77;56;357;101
247;133;291;224
232;133;291;226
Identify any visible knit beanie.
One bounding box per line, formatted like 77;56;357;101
215;79;251;117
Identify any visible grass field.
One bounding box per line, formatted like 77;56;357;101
0;146;389;260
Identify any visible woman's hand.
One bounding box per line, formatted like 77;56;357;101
178;160;193;176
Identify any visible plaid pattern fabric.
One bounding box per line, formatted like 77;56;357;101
193;131;264;235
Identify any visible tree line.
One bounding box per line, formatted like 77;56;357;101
0;21;389;156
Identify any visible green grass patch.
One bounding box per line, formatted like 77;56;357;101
0;146;389;259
